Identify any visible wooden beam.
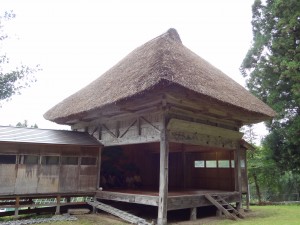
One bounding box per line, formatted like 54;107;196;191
119;119;137;138
102;124;117;138
95;191;158;206
137;117;141;136
100;134;160;146
157;114;169;225
167;119;243;140
141;116;161;133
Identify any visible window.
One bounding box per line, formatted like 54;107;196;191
194;160;205;168
206;160;217;168
41;156;59;165
19;155;39;164
81;157;96;165
0;155;16;164
241;159;245;168
231;160;235;168
218;160;230;168
61;156;78;165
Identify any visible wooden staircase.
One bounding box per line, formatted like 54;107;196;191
205;194;245;220
87;200;152;225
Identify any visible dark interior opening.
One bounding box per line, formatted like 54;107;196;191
0;155;16;164
100;142;235;192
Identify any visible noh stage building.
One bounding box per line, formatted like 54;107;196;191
43;28;275;224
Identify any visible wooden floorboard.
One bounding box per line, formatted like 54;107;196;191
99;188;232;196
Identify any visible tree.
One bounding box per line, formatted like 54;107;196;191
0;11;39;105
16;120;38;128
240;0;300;172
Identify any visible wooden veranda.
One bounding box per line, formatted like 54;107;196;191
96;189;240;211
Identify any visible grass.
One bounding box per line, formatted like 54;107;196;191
3;205;300;225
209;205;300;225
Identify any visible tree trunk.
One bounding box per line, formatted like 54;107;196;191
252;172;262;205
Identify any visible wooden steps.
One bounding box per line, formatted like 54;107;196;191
87;200;152;225
205;194;245;220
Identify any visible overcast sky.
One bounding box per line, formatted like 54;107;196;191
0;0;266;138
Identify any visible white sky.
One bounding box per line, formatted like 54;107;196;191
0;0;268;141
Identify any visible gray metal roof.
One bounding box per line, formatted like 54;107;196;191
0;126;101;146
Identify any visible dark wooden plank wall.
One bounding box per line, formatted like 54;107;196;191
110;143;235;191
185;151;235;191
122;144;159;189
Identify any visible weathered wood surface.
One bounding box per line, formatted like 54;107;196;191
37;165;60;193
167;119;242;149
167;192;240;210
0;164;16;195
59;166;79;192
95;191;159;206
0;143;100;196
84;112;163;146
79;166;98;192
158;114;169;225
15;165;39;194
95;190;240;211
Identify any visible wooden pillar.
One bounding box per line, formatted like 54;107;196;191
94;146;102;213
157;114;169;225
14;196;20;217
244;150;250;210
190;207;197;221
182;145;186;189
234;143;242;210
216;209;222;217
66;197;71;203
97;147;102;190
55;195;61;215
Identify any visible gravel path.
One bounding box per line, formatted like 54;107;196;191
0;215;77;225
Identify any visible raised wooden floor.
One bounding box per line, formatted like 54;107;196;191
95;189;240;211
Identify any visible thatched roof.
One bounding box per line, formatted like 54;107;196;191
44;28;275;124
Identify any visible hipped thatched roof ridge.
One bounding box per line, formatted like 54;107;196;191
44;28;275;124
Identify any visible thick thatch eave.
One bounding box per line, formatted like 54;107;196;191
44;28;276;124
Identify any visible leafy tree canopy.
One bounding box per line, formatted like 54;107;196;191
0;11;39;105
241;0;300;172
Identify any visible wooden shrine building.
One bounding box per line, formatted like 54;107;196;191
44;28;275;224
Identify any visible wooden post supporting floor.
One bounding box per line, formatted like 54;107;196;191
14;196;20;217
157;114;169;225
234;144;242;210
55;195;61;215
97;147;102;190
190;207;197;221
244;150;250;210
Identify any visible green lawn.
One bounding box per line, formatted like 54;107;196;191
2;205;300;225
214;205;300;225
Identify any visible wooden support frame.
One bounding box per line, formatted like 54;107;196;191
157;113;169;225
